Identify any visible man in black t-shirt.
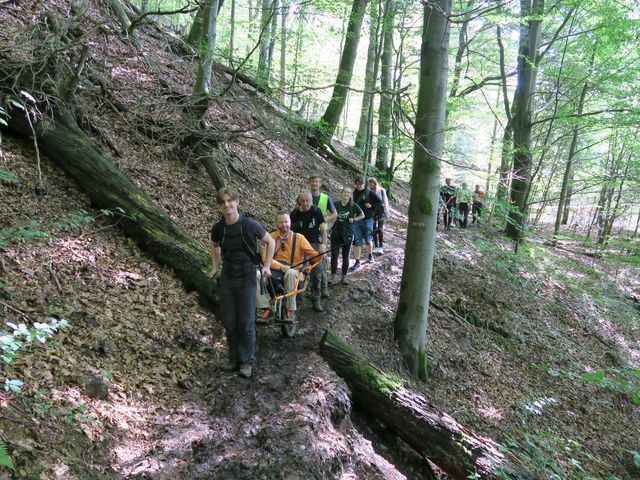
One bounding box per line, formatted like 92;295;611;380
210;187;275;379
291;190;327;312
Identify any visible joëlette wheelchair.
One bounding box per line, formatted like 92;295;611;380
257;261;317;338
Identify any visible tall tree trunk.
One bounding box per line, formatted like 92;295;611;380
560;167;574;225
603;161;629;243
633;209;640;237
394;0;451;379
447;0;473;102
387;0;409;183
553;46;594;239
193;0;221;97
266;0;279;82
485;92;501;197
187;4;205;47
257;0;273;82
289;4;305;109
375;0;395;171
278;1;288;103
318;0;369;143
363;2;384;168
496;123;512;203
246;0;254;57
355;0;381;155
505;0;545;241
228;0;235;64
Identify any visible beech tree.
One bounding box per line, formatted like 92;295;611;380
375;0;395;172
317;0;368;142
504;0;545;241
394;0;451;379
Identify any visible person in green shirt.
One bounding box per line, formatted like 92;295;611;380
457;182;473;229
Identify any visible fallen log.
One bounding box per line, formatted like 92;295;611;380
319;330;532;479
6;108;219;313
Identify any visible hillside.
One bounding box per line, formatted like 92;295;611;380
1;1;639;479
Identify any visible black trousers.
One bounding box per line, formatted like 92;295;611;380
330;234;352;275
458;202;470;228
220;269;257;365
372;217;385;247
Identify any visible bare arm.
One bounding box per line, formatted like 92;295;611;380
319;222;328;252
261;233;275;277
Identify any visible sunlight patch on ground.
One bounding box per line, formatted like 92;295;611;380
54;237;99;265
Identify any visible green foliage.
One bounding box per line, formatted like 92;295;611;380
33;400;100;426
1;318;71;392
0;170;19;185
0;441;14;471
0;210;95;250
537;364;640;405
500;429;602;479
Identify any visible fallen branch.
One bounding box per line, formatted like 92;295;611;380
319;330;533;479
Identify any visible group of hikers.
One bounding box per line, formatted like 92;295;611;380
209;175;390;378
439;178;484;230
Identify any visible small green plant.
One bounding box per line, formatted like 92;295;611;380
1;318;71;392
537;364;640;405
0;210;95;250
33;401;100;426
0;441;14;471
0;169;19;185
582;368;640;404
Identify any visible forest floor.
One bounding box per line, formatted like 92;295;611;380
1;2;639;479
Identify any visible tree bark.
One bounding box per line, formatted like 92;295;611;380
393;0;450;379
318;0;368;143
193;0;221;97
319;330;532;479
553;46;594;239
257;0;273;83
375;0;395;171
354;0;381;155
505;0;545;241
7;108;218;313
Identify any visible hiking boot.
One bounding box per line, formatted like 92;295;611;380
366;254;373;263
256;308;273;323
341;274;350;285
221;359;237;372
378;247;384;254
348;260;360;272
328;274;337;286
321;289;330;299
312;298;324;312
238;364;252;379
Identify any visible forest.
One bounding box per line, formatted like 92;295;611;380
0;0;639;479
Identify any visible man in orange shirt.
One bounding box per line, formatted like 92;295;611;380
257;212;321;316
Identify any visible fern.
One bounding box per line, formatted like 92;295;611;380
0;170;19;185
0;441;14;471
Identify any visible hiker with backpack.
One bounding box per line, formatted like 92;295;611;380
290;190;328;312
350;175;382;270
368;176;390;255
256;212;321;320
440;178;457;230
210;187;275;379
308;175;336;299
330;187;365;285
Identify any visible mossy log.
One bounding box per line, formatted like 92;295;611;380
7;108;219;313
319;330;532;479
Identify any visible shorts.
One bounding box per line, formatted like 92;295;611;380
353;218;373;246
